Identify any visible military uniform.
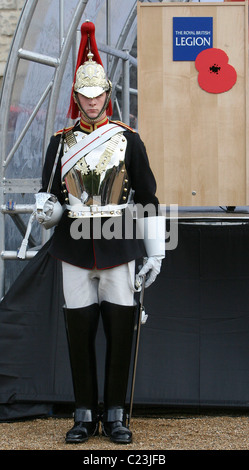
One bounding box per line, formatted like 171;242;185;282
41;117;159;270
35;21;165;445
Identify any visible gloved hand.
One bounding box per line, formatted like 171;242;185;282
136;256;162;288
35;199;55;224
35;193;63;229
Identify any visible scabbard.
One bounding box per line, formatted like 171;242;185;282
128;275;146;427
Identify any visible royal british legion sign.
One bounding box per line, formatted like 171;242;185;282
173;17;213;61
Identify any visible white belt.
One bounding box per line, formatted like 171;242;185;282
66;203;128;218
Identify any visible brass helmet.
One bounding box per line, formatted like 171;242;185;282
68;21;113;122
74;51;111;99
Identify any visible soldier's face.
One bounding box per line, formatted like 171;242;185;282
77;92;107;121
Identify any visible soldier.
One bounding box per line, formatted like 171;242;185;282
35;21;165;444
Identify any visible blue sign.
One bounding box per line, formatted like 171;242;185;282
173;17;213;61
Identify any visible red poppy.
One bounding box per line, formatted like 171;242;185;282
195;48;237;94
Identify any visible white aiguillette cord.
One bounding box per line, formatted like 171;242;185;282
18;127;66;259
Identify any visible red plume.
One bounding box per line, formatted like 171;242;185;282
67;21;112;119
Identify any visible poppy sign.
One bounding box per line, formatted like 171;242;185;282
195;48;237;94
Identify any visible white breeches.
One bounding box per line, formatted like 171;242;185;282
62;260;136;308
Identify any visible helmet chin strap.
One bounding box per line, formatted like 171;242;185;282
73;87;112;124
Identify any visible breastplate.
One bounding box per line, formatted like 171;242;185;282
62;129;131;217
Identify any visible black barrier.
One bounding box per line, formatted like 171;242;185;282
1;223;249;421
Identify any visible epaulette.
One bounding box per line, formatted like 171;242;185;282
110;120;136;133
54;125;74;136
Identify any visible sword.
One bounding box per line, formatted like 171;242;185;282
128;274;146;428
47;127;66;193
18;126;67;258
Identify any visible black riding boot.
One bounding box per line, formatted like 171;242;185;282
64;304;100;443
100;301;136;444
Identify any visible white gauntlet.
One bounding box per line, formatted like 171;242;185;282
136;216;165;288
35;192;63;229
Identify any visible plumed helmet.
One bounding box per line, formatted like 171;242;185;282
74;51;111;99
67;21;113;120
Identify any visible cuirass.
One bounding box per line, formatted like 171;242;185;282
62;129;131;217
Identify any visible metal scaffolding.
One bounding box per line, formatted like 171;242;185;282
0;0;141;297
